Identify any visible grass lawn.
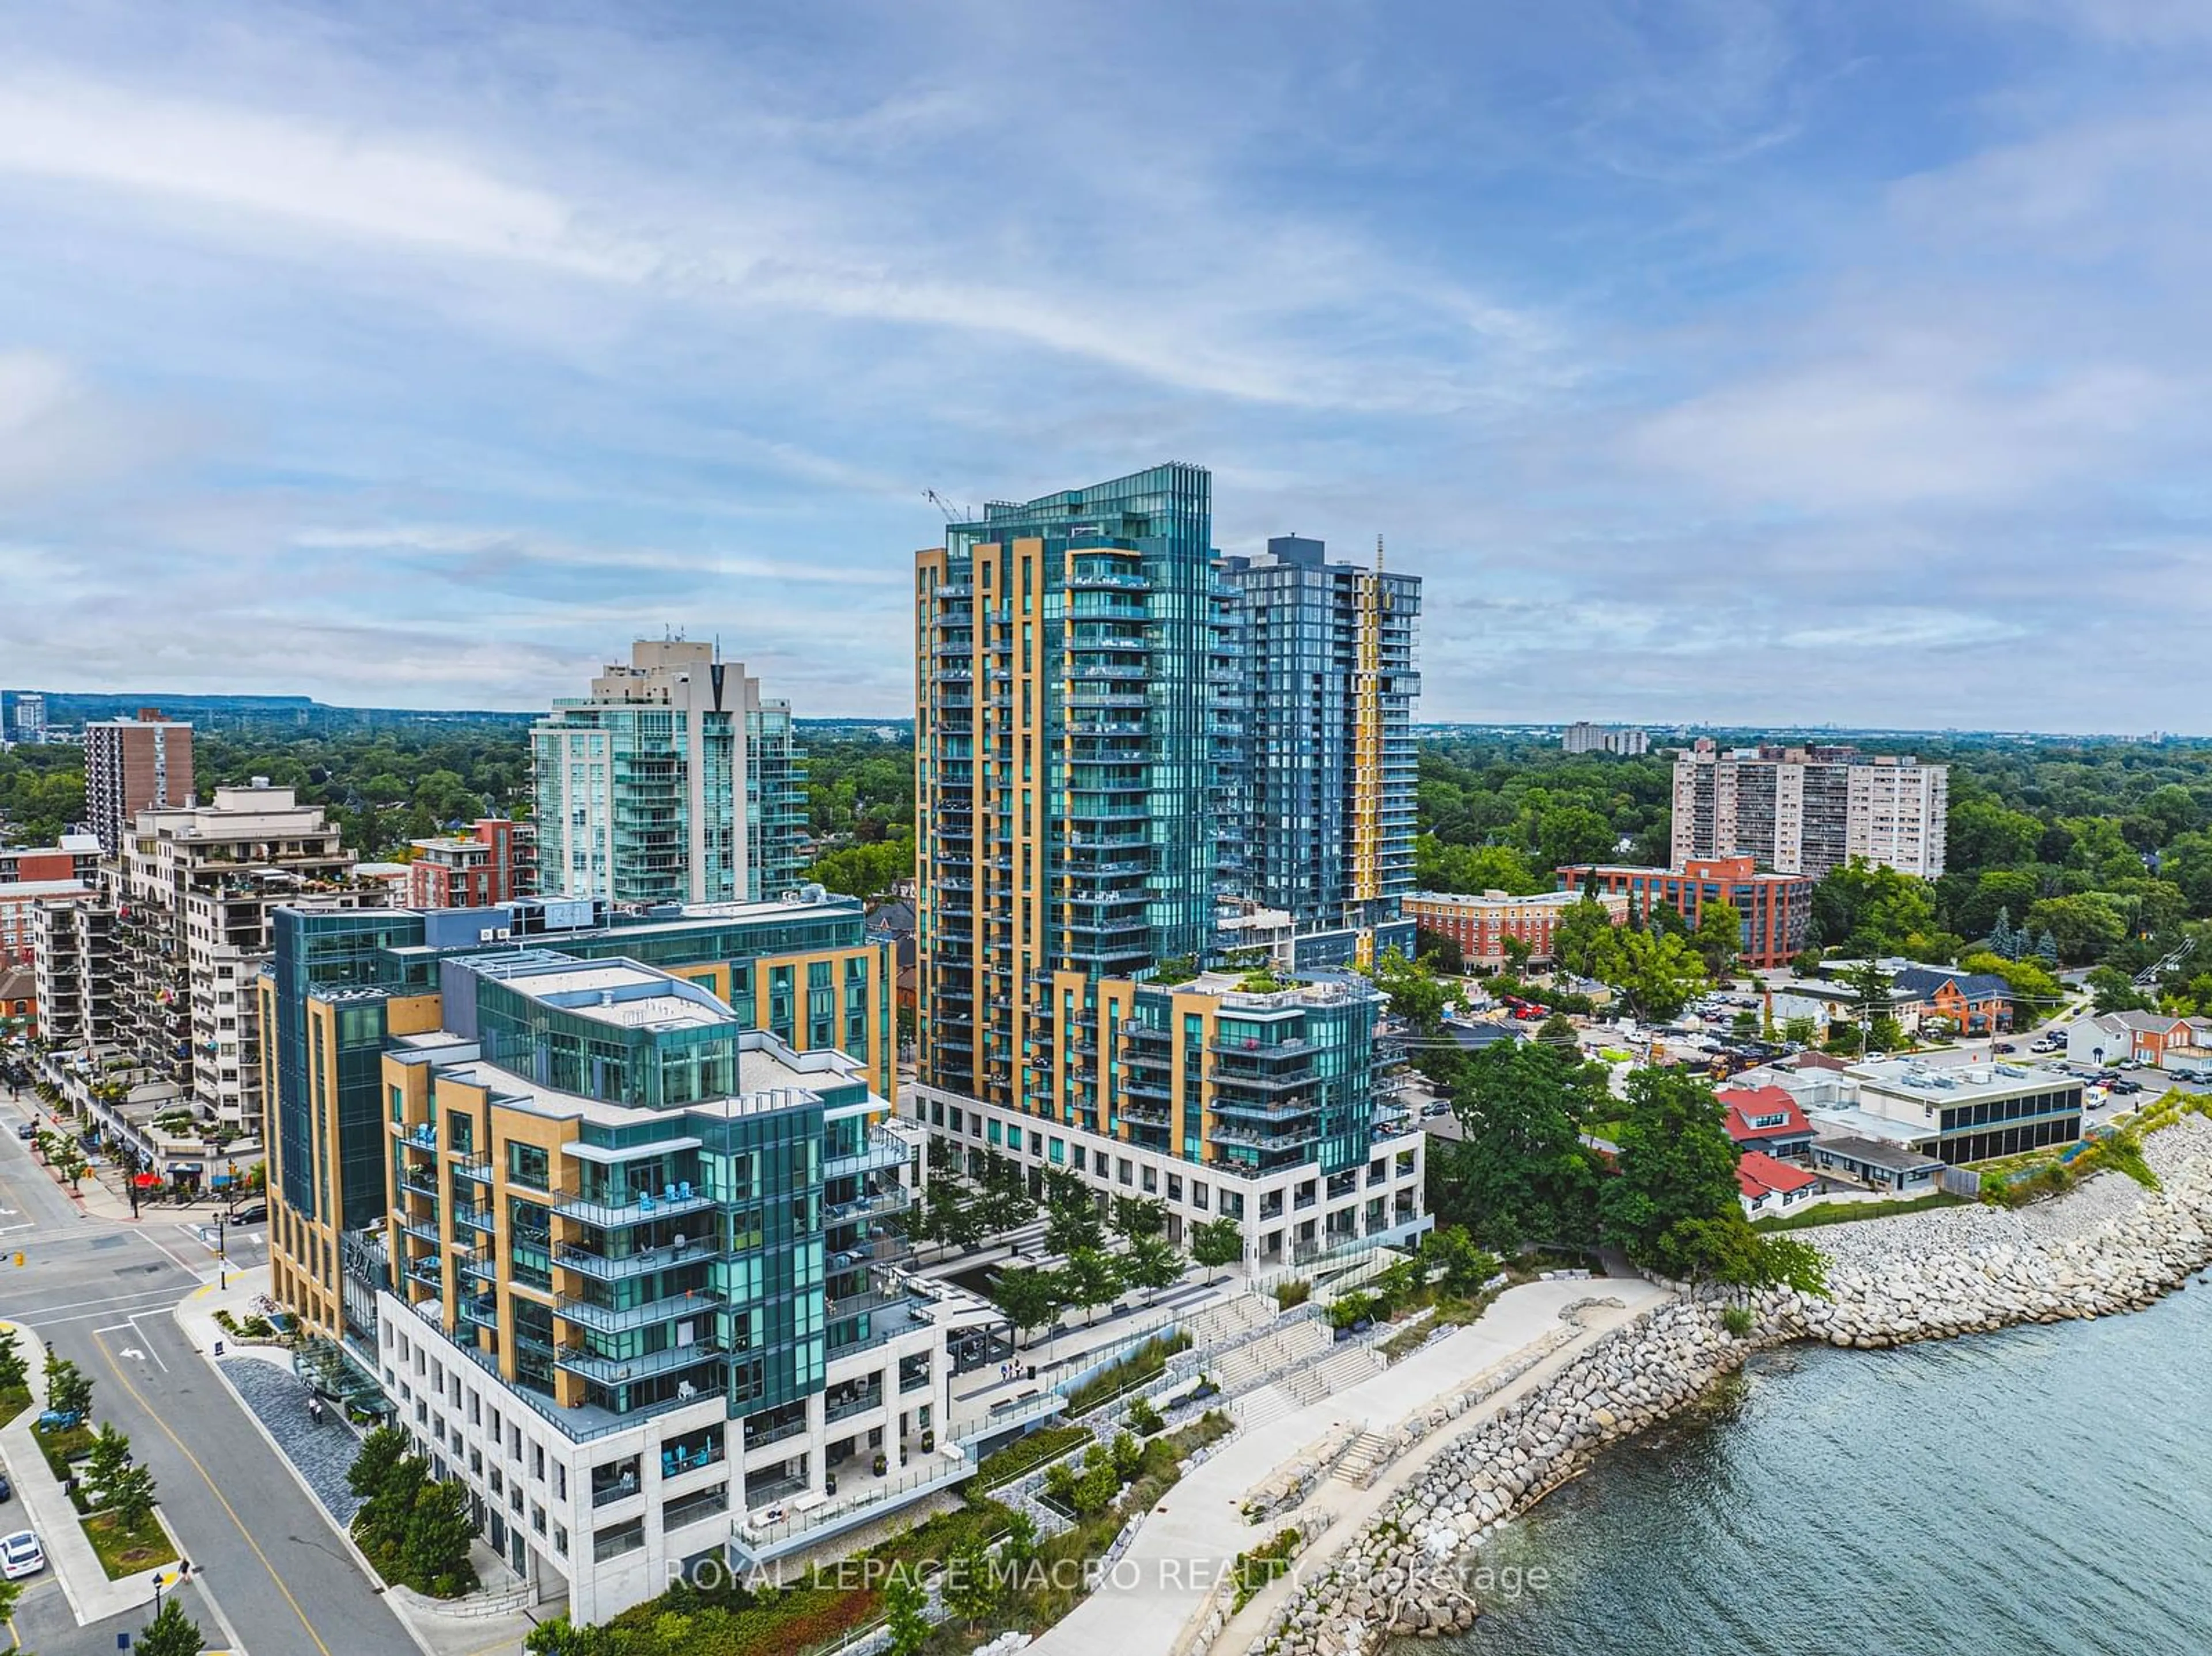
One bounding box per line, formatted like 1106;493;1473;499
0;1384;29;1426
83;1510;177;1579
1753;1193;1965;1231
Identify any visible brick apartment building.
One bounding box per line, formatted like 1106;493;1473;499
403;818;529;910
1405;887;1630;968
1555;855;1813;969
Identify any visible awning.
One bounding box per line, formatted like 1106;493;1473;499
171;1162;203;1173
133;1173;160;1188
210;1173;234;1187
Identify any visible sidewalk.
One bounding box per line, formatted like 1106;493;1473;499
0;1316;195;1625
1031;1277;1673;1656
173;1271;549;1656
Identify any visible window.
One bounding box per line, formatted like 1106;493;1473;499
593;1518;645;1562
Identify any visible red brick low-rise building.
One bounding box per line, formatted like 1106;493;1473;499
404;819;527;910
0;964;34;1037
1405;888;1629;968
1554;856;1813;970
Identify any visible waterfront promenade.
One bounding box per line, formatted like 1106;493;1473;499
1035;1275;1673;1656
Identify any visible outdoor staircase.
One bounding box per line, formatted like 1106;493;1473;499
1181;1292;1272;1348
1282;1341;1386;1407
1211;1318;1331;1394
1234;1384;1300;1434
1315;1246;1406;1303
1330;1429;1395;1487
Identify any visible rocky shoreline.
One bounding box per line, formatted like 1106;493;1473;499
1257;1120;2212;1655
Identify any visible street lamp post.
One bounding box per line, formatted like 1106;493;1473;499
217;1212;227;1291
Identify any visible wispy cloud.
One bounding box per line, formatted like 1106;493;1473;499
0;1;2206;725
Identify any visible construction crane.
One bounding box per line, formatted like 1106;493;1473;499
924;488;972;524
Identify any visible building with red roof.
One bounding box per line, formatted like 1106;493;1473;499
1717;1085;1816;1161
1737;1149;1819;1219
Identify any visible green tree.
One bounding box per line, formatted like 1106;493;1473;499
138;1597;206;1656
104;1458;159;1530
1190;1217;1245;1270
806;834;915;901
402;1478;480;1596
1600;1067;1828;1293
1946;795;2044;872
0;1328;26;1394
44;1350;93;1419
1552;896;1620;980
1109;1195;1167;1240
1059;1248;1123;1324
1119;1233;1185;1302
883;1566;933;1656
993;1265;1065;1347
940;1535;1001;1633
2086;964;2155;1015
1417;1226;1503;1298
2027;893;2128;963
1599;1067;1750;1279
347;1425;411;1503
1044;1187;1107;1258
1695;900;1744;980
1603;927;1707;1022
85;1422;131;1487
1432;1040;1606;1250
1368;946;1460;1033
1782;1015;1817;1047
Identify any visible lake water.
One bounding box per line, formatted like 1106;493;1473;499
1426;1280;2212;1656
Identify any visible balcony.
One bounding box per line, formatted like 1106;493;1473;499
1119;1100;1172;1127
554;1238;718;1281
558;1287;721;1335
730;1447;977;1565
554;1340;723;1386
1207;1121;1319;1153
555;1184;717;1227
825;1187;910;1225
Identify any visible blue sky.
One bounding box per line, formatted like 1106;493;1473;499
0;0;2206;728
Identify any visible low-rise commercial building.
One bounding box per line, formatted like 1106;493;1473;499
1405;888;1628;968
1555;857;1813;969
1846;1058;2082;1165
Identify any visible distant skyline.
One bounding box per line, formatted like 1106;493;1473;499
2;2;2209;726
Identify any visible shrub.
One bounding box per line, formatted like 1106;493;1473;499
1232;1528;1302;1612
1328;1291;1377;1332
1123;1397;1162;1436
974;1424;1091;1491
1064;1334;1188;1416
1721;1305;1755;1339
1272;1280;1311;1311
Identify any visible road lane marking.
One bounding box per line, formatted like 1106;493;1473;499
91;1329;337;1656
134;1230;202;1274
127;1316;169;1371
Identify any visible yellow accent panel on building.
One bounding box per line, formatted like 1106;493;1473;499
387;993;444;1036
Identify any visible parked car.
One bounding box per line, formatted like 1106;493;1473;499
2111;1079;2143;1095
0;1472;13;1501
228;1199;269;1226
12;1123;33;1142
1993;1043;2017;1055
0;1530;43;1580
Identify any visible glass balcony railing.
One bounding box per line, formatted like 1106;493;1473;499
555;1184;718;1226
556;1287;721;1335
554;1340;723;1385
554;1238;718;1281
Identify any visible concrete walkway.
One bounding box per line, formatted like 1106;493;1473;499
1031;1276;1672;1656
0;1316;207;1629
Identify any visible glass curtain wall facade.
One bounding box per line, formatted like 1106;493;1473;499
1217;536;1421;959
915;464;1215;1109
533;643;806;908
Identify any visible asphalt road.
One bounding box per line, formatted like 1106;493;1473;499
0;1096;419;1656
